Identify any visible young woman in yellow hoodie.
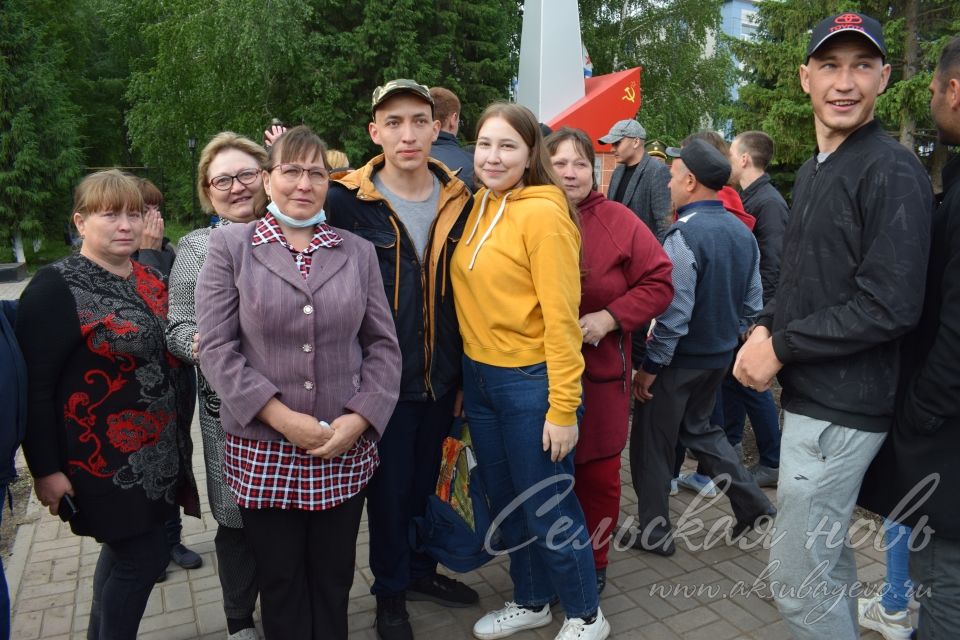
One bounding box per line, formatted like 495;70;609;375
451;103;609;640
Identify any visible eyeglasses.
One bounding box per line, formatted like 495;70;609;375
209;168;261;191
271;164;329;185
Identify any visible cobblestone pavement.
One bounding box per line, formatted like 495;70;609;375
7;408;898;639
4;273;895;639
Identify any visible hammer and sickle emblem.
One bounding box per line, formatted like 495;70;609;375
835;13;862;25
622;86;636;103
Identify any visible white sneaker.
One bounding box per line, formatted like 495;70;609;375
677;472;717;498
473;602;552;639
226;629;259;640
858;594;913;640
670;477;679;496
555;609;610;640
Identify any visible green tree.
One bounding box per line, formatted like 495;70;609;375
108;0;314;223
300;0;520;160
62;0;135;169
578;0;737;145
102;0;520;221
0;0;84;258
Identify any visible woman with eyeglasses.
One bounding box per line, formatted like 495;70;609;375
165;132;267;639
196;125;401;639
16;170;192;639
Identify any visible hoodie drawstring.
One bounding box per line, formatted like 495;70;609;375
465;191;511;270
463;189;491;246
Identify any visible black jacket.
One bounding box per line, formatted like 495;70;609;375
860;154;960;537
0;301;26;487
740;174;788;305
326;156;471;402
758;120;933;432
430;131;475;192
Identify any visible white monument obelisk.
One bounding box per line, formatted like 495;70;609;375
517;0;586;123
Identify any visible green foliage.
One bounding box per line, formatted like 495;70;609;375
0;0;84;251
301;0;520;159
579;0;737;145
89;0;520;225
107;0;316;225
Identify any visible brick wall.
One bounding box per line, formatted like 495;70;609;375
596;152;617;195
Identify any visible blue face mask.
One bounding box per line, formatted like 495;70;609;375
267;201;326;228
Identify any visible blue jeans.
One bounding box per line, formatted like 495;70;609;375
711;372;781;468
463;356;598;618
881;519;913;612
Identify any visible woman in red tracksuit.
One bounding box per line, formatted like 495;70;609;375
546;127;674;593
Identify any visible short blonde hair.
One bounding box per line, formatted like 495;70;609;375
197;132;268;213
73;170;143;218
325;149;350;171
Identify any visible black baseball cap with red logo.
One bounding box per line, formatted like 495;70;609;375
806;13;887;61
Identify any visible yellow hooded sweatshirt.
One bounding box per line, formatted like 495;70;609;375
450;185;584;426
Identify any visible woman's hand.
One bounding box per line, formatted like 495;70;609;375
308;413;370;460
34;472;74;517
542;419;579;462
281;412;334;451
141;208;164;251
579;310;618;346
191;332;200;363
263;124;287;148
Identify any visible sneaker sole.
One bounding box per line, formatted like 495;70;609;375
594;618;612;640
859;616;913;640
473;614;552;640
677;483;717;498
407;590;478;608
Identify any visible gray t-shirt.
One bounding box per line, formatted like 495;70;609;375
373;173;440;260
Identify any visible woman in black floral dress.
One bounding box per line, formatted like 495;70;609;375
16;170;195;640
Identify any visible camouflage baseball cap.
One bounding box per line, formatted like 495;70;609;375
371;79;434;114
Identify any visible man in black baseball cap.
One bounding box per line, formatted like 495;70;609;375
734;11;933;639
664;139;730;192
628;136;774;559
806;12;887;61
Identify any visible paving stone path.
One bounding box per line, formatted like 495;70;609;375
4;277;894;639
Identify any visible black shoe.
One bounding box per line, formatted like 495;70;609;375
596;567;607;595
406;573;479;608
375;594;413;640
156;569;167;583
731;505;778;541
631;527;676;557
170;543;203;569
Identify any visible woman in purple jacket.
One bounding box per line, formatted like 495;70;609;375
196;126;401;640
